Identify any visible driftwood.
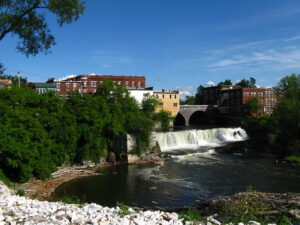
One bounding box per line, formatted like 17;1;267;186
194;192;300;216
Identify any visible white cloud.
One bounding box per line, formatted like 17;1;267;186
175;86;195;99
284;35;300;42
55;74;77;81
206;81;215;86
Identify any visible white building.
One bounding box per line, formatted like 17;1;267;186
128;89;154;105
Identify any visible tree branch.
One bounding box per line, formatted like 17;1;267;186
0;0;43;41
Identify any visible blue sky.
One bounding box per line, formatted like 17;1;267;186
2;0;300;97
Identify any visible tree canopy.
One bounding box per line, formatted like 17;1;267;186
243;74;300;156
217;79;232;86
0;80;160;182
236;77;256;88
0;0;85;56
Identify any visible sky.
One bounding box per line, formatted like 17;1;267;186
2;0;300;98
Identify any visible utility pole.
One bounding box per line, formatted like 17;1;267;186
17;71;20;87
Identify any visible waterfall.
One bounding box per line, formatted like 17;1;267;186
156;127;248;152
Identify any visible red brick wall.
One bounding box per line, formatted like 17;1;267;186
57;75;146;96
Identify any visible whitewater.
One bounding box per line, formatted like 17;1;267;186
156;127;248;152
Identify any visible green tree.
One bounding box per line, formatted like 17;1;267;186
195;85;205;104
245;98;259;116
0;0;85;56
217;79;232;86
236;77;256;88
153;110;173;132
180;96;196;105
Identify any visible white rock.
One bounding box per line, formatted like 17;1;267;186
248;221;261;225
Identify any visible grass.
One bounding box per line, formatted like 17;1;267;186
0;169;12;187
62;194;86;208
284;155;300;163
16;189;25;196
4;211;15;217
178;207;203;222
117;202;132;217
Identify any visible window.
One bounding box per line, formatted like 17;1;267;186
125;81;129;87
82;82;87;87
138;81;141;88
73;83;77;89
174;95;177;99
173;103;178;107
118;81;121;85
170;94;172;99
91;81;97;87
66;83;70;91
162;94;164;98
57;83;60;90
132;81;135;88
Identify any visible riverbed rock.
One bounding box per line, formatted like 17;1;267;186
247;221;260;225
289;209;300;219
107;151;116;163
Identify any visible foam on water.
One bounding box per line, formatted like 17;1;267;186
156;127;248;152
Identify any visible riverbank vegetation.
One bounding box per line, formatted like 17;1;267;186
178;188;299;224
0;80;166;182
242;74;300;158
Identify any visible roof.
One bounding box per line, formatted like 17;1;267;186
33;83;56;88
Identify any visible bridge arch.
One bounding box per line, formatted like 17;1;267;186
174;112;186;126
179;105;218;126
189;111;210;125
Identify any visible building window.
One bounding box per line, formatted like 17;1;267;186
66;83;70;91
82;82;87;87
125;81;128;87
170;94;172;99
174;95;177;99
91;81;97;87
173;103;178;107
162;94;164;98
73;83;77;89
57;83;60;90
138;81;141;88
118;81;121;85
132;81;135;88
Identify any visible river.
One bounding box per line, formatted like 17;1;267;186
51;127;300;208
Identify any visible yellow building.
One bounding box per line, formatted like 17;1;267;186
154;90;180;117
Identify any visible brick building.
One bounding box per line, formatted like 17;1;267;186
201;85;278;116
200;85;241;105
154;90;180;117
56;75;146;96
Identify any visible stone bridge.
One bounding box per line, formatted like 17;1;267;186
178;105;218;126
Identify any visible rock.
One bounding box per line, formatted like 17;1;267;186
207;216;221;225
127;154;140;163
248;221;260;225
289;209;300;219
107;152;116;163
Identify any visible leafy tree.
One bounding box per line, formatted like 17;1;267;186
243;74;300;156
141;94;161;118
195;85;205;104
217;79;232;86
180;96;196;105
0;0;85;56
0;63;5;75
153;110;173;132
236;77;256;88
245;98;259;116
